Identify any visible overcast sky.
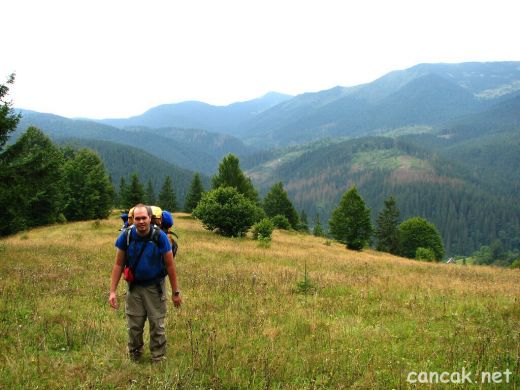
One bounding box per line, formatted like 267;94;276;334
2;0;519;119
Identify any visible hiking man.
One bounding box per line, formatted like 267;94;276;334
109;204;181;362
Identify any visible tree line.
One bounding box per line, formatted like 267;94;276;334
191;153;446;261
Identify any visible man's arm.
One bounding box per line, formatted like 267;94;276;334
109;248;126;309
164;250;182;307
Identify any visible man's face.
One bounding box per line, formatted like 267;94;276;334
133;207;151;236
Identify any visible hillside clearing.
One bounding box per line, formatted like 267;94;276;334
1;214;519;388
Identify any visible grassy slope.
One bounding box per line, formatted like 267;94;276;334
1;215;519;388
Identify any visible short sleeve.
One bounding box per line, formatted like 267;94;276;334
115;229;129;251
158;230;172;254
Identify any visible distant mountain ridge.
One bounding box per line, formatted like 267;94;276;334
14;110;255;174
98;92;292;134
91;61;520;148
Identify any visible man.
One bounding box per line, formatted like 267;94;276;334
109;204;181;362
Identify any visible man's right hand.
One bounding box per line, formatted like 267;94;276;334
109;291;118;309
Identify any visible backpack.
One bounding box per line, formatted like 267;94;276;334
123;225;167;284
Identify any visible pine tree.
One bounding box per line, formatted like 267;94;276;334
184;172;205;212
262;182;300;229
159;176;177;211
375;196;400;254
145;179;156;205
62;148;114;221
297;209;310;233
329;187;372;250
0;73;21;152
313;214;325;237
126;173;145;208
0;127;63;235
212;154;258;203
118;176;128;209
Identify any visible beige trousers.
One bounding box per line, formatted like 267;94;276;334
125;280;167;359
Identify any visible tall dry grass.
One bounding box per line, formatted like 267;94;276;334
0;214;519;388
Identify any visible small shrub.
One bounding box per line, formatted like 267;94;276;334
324;239;332;246
510;259;520;269
20;233;29;240
271;214;291;230
92;220;102;229
252;218;274;240
415;247;436;261
57;213;67;224
193;187;264;237
295;260;316;295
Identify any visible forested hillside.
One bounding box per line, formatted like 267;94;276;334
15;111;252;174
247;137;520;256
57;139;210;207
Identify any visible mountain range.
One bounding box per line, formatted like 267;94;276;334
13;61;520;258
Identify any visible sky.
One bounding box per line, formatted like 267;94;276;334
2;0;520;119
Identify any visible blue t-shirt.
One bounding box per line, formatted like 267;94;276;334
115;226;172;285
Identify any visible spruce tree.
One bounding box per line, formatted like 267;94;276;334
118;176;128;209
262;182;299;229
313;214;325;237
0;73;21;152
184;172;205;212
0;127;63;235
375;196;400;254
159;176;177;211
329;187;372;250
62;148;114;221
126;173;145;208
212;154;258;203
297;209;310;233
145;179;156;205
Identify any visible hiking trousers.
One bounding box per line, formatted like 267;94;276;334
125;280;167;360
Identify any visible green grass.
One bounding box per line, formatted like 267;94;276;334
1;214;519;388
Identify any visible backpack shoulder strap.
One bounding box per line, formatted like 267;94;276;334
125;227;132;247
150;225;162;246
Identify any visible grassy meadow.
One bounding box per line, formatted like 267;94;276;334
1;213;519;388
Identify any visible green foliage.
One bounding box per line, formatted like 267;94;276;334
145;179;156;205
415;247;436;262
212;154;259;203
251;135;520;257
263;182;299;229
158;176;177;211
184;172;205;213
57;138;204;209
251;218;274;241
0;127;63;235
61;148;114;221
329;187;372;250
297;209;309;233
0;73;21;152
375;196;400;254
125;173;145;208
295;260;316;295
313;214;325;237
472;239;520;267
510;259;520;269
117;176;128;209
271;214;291;230
193;186;264;237
399;217;445;261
